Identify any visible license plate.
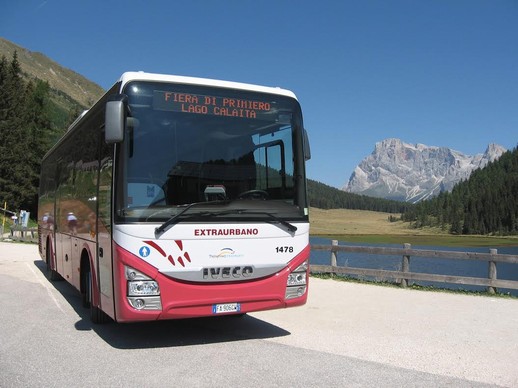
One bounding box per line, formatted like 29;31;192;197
212;303;241;314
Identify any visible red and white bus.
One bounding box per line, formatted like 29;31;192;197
38;72;311;323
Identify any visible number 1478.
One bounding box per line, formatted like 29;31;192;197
276;246;293;253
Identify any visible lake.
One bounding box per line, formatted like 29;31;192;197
309;237;518;296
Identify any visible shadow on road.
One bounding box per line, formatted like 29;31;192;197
34;260;291;349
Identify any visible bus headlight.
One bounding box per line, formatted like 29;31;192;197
287;272;307;286
125;265;162;310
128;280;160;296
285;260;308;300
125;265;160;295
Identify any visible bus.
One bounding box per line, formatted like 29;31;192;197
38;72;311;323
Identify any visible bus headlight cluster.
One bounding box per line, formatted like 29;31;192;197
128;280;160;296
125;266;162;310
287;272;307;286
285;261;308;300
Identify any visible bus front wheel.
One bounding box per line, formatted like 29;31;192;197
83;267;110;324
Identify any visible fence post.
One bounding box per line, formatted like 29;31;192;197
400;243;411;288
331;240;338;267
488;248;497;294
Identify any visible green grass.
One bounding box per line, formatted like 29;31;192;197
310;208;518;247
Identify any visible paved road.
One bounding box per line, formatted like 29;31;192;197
1;241;516;387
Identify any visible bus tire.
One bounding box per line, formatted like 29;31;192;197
81;267;90;308
46;241;61;281
85;268;110;324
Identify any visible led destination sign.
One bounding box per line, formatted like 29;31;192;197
153;91;274;120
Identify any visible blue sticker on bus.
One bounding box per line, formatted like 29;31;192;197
139;246;151;258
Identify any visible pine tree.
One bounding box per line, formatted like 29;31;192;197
0;52;28;212
402;146;518;236
24;79;53;214
0;51;53;214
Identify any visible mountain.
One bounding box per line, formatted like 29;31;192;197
343;138;506;203
0;37;105;128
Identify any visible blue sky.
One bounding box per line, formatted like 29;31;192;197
2;0;517;188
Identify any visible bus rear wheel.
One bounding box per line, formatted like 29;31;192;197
45;242;61;281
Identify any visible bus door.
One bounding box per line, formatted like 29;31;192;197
96;144;115;318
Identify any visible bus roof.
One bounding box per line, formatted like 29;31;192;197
117;71;298;100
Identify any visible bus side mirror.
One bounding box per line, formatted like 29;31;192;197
105;100;125;143
303;129;311;161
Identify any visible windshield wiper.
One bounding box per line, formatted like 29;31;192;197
154;200;230;238
155;204;298;238
242;211;298;233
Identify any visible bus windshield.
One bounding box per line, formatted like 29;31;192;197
115;81;308;223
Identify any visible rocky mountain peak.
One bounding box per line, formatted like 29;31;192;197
343;138;506;203
485;143;507;161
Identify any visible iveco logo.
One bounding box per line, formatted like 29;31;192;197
202;266;254;279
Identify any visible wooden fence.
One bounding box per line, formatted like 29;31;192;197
3;226;38;243
310;240;518;294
